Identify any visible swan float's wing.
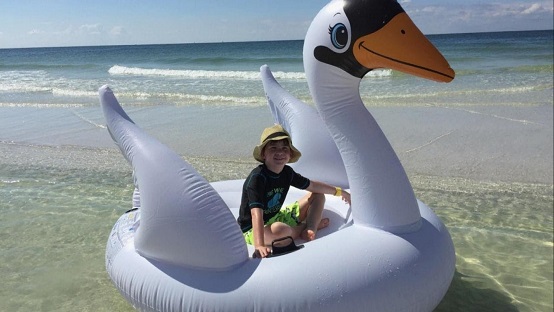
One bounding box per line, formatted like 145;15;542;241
99;85;248;270
260;65;349;189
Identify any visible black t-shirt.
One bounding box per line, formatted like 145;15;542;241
237;164;310;232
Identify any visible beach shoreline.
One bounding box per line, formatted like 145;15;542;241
1;102;552;185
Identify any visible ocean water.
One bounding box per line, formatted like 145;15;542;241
0;30;553;311
1;31;551;109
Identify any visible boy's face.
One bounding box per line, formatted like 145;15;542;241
262;139;291;169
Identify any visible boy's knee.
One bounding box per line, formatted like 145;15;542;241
310;192;325;203
271;222;293;237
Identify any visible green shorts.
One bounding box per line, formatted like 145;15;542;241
243;201;301;245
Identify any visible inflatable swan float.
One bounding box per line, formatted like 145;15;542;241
103;0;456;311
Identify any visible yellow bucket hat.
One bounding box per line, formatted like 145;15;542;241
253;124;301;163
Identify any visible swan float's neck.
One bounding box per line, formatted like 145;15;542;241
306;62;421;233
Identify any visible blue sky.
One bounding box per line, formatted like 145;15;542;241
0;0;552;48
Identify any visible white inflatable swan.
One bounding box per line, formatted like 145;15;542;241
103;0;456;311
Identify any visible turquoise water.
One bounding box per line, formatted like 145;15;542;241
1;144;551;311
1;31;552;108
0;30;553;311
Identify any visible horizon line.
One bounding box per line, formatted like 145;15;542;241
1;28;552;50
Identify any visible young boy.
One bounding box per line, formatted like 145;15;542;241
237;124;351;258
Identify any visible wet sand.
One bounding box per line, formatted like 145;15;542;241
1;103;552;184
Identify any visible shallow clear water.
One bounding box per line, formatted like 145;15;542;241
0;143;552;312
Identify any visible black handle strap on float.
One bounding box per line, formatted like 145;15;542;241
252;236;304;258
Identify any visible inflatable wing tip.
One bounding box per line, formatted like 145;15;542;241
260;66;276;81
99;85;111;93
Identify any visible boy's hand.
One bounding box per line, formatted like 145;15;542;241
253;246;271;258
342;191;352;205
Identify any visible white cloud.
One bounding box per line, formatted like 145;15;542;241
404;1;553;34
522;3;543;14
79;24;103;35
16;23;128;47
109;26;125;36
54;26;74;35
420;6;446;14
56;23;123;37
484;2;553;18
27;29;45;35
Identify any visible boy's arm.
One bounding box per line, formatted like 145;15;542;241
251;207;271;258
306;180;351;205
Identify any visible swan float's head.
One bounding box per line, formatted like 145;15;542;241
302;0;455;232
304;0;454;82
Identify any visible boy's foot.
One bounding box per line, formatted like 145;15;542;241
317;218;330;230
301;218;330;241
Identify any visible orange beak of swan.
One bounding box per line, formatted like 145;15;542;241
353;13;455;83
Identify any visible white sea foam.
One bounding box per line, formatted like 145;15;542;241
52;88;98;98
0;102;86;108
107;65;391;81
1;179;20;184
109;65;266;80
168;93;264;105
89;89;265;105
364;84;547;102
0;84;52;93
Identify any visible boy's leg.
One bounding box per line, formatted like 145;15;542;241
264;222;306;244
298;192;328;241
